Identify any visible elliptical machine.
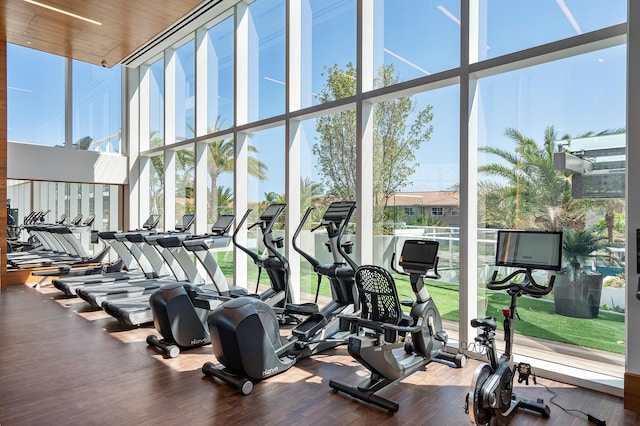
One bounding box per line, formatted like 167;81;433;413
201;201;359;394
466;230;562;426
145;204;292;358
329;239;466;414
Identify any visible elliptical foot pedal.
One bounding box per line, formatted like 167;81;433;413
292;313;328;340
285;302;319;315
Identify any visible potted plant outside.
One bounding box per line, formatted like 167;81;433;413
553;227;608;318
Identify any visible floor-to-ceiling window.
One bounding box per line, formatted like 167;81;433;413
130;0;628;390
72;61;122;153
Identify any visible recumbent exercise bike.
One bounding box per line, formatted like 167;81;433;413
329;239;466;414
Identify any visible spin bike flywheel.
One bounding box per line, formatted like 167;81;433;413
468;363;493;425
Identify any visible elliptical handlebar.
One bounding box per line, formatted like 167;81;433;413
293;201;358;271
292;206;320;269
487;269;555;297
232;209;260;262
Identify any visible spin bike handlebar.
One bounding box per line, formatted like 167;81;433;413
487;269;555;297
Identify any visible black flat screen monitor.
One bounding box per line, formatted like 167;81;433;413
177;214;195;231
260;204;285;221
399;240;439;273
142;214;161;230
495;230;563;271
323;201;356;227
211;214;235;235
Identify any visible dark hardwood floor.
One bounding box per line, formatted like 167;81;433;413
0;284;637;426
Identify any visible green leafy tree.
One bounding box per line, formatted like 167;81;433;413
313;63;433;230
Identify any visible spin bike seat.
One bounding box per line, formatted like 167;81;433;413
471;317;497;331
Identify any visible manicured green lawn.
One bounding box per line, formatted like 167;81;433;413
217;255;625;355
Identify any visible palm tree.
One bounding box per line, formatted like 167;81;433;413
479;126;593;232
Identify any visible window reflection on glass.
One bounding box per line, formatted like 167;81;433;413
297;0;356;109
72;61;122;153
377;0;460;86
148;154;165;229
246;0;286;122
7;44;65;146
476;45;626;372
7;179;120;255
175;148;195;220
205;136;234;224
475;0;626;62
206;16;235;132
149;58;165;148
174;40;195;141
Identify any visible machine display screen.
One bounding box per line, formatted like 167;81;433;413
495;230;563;271
211;215;235;234
260;204;285;221
399;240;439;272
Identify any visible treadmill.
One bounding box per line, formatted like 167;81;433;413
103;214;238;326
74;214;197;308
52;214;161;296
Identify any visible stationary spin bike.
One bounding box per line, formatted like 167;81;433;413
329;239;466;414
466;230;562;426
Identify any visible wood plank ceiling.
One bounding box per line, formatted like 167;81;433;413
1;0;206;67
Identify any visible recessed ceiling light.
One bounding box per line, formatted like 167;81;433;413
23;0;102;26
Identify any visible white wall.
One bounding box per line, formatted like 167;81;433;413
8;142;128;185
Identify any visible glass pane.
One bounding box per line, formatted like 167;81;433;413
174;40;195;141
476;45;626;376
206;16;235;132
148;154;165;229
175;148;195;221
377;0;460;86
298;0;356;109
246;0;286;122
476;0;626;62
149;58;165;148
72;61;122;153
246;126;283;287
204;136;235;282
299;115;356;304
205;137;234;223
370;85;460;336
7;44;65;146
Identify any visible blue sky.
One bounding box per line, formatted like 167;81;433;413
7;0;628;199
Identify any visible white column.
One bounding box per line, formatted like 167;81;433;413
139;156;151;223
626;0;640;384
128;66;141;229
234;132;250;289
195;141;209;234
56;182;65;221
459;0;479;349
286;120;302;303
289;0;311;110
164;150;177;231
94;184;104;237
236;2;253;126
196;28;212;137
356;0;375;265
165;48;177;146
